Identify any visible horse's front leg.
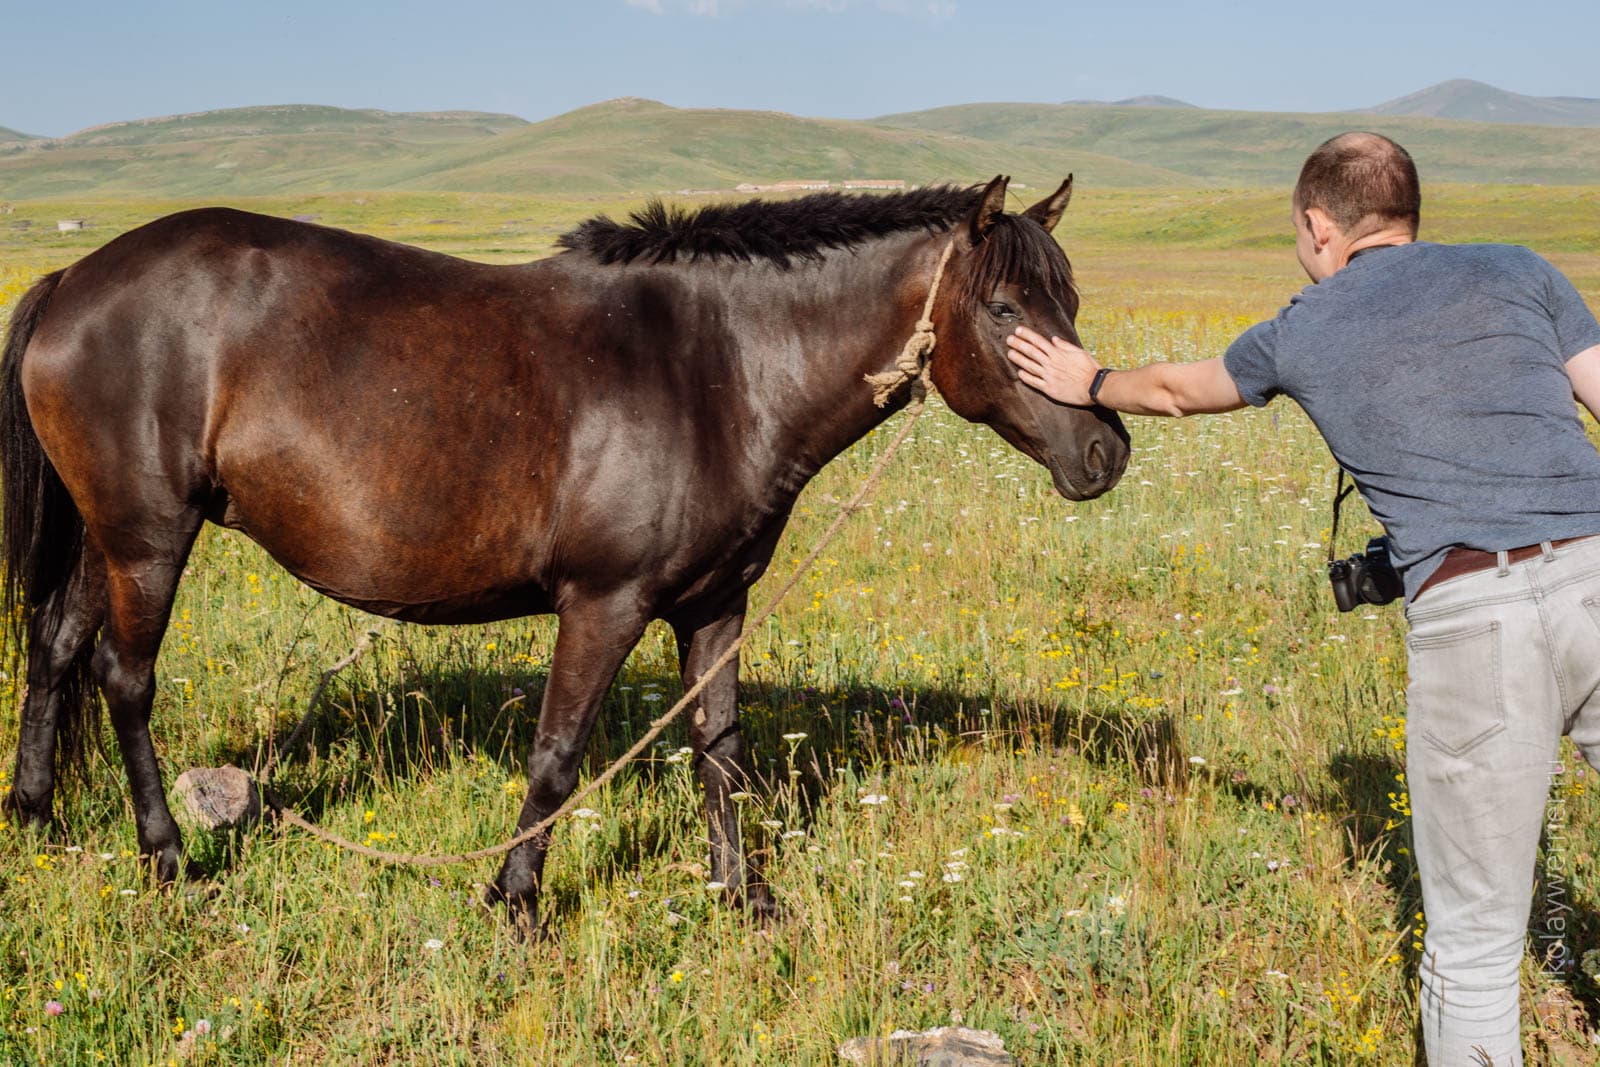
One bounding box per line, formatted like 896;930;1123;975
671;593;779;922
486;593;649;937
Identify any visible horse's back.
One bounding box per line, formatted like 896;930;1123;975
20;209;761;622
21;210;572;615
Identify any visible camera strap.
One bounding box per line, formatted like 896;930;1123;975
1327;468;1357;565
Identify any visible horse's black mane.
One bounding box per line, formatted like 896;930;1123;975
557;185;987;268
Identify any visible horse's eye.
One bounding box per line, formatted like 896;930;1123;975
986;301;1018;320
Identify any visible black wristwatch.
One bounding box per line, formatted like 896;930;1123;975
1088;367;1113;405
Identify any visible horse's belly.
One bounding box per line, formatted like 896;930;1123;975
210;479;557;624
300;580;556;626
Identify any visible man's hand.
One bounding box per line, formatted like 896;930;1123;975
1006;326;1101;406
1007;325;1247;417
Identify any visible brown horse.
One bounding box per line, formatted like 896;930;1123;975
0;175;1127;929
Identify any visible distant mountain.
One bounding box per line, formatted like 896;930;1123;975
0;125;40;143
1116;96;1199;109
1064;96;1198;110
1361;79;1600;128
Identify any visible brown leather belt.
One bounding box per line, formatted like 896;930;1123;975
1415;535;1593;600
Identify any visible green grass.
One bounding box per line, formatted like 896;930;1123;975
0;188;1597;1065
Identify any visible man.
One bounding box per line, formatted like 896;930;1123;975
1006;132;1600;1066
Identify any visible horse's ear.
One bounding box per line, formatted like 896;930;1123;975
964;174;1010;248
1023;175;1073;233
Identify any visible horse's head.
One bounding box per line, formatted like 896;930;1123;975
930;175;1130;501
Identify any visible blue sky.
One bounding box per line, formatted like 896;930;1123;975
4;0;1596;137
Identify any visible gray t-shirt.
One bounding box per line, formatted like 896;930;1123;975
1224;241;1600;601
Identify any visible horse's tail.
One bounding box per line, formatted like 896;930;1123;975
1;269;100;773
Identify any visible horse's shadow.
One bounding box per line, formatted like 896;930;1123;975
1322;750;1600;1057
196;639;1188;901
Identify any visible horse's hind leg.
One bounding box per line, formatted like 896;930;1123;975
671;595;779;922
90;514;204;882
6;542;107;826
487;593;649;935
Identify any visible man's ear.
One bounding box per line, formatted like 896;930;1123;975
1022;175;1073;233
1304;205;1339;251
964;174;1010;248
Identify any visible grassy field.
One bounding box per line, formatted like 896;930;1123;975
1;186;1597;1065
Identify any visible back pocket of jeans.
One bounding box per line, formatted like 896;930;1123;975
1405;620;1505;757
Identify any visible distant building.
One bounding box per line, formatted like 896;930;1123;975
732;178;908;195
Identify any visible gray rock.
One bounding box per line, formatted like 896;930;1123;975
838;1026;1015;1066
173;766;265;831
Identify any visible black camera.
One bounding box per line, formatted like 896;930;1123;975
1328;536;1404;612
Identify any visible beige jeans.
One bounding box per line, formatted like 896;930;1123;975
1403;535;1600;1066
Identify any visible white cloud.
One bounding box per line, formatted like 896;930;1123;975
625;0;954;16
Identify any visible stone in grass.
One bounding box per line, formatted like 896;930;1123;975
838;1026;1015;1066
172;766;267;831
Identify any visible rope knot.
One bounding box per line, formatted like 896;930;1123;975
864;241;955;408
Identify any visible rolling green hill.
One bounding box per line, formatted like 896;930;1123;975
39;104;528;148
0;98;1184;199
385;97;1187;194
4;96;1600;201
0;105;531;198
0;125;40;143
872;102;1600;186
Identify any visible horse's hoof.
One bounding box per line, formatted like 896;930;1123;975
1;790;54;832
746;889;786;927
481;882;555;943
142;845;187;886
179;873;222;903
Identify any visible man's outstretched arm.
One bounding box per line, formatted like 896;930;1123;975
1006;325;1247;416
1566;343;1600;422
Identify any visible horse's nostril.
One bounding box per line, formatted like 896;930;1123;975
1086;439;1108;482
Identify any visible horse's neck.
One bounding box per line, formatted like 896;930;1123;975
740;232;945;485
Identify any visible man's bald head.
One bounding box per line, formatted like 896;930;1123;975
1294;132;1421;238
